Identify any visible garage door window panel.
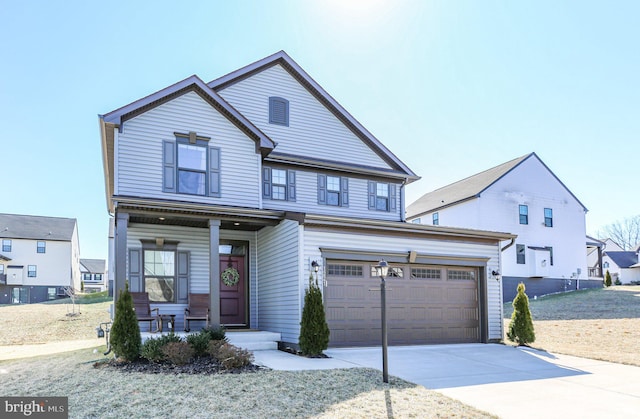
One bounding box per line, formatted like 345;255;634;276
411;268;442;280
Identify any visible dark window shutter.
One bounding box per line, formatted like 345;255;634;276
287;170;296;201
163;141;176;193
341;177;349;207
317;174;327;205
129;249;142;292
262;167;272;199
390;184;396;211
368;181;376;210
177;251;189;304
269;97;289;126
209;147;221;197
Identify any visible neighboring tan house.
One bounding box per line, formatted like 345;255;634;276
0;213;81;304
602;246;640;284
80;259;107;293
406;153;602;301
99;51;515;347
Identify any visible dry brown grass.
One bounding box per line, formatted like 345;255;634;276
0;298;111;345
504;285;640;366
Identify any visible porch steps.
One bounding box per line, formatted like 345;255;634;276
227;331;281;351
140;330;281;351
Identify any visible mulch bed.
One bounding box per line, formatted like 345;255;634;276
95;357;264;375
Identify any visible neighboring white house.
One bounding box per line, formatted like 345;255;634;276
80;258;107;292
406;153;601;301
602;246;640;284
99;51;515;347
0;213;81;304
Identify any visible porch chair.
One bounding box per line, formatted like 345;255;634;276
184;293;210;332
131;292;159;332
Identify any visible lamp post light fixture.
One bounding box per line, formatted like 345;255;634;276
374;259;390;383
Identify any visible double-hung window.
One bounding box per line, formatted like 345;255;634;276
143;250;176;303
163;132;220;197
82;273;92;281
318;174;349;206
516;244;526;264
37;241;46;254
2;239;11;252
263;167;296;201
519;205;529;225
544;208;553;227
28;265;37;278
368;181;396;212
432;212;439;225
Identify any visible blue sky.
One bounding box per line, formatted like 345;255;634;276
1;0;637;259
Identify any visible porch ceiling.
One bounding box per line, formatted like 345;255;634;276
128;215;273;231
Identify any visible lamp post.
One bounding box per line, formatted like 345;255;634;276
375;259;390;383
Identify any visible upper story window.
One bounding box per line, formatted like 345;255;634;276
263;167;296;201
28;265;37;278
37;241;46;254
82;273;92;281
2;240;11;252
519;205;529;225
368;181;396;212
544;208;553;227
95;274;103;281
432;212;439;225
269;97;289;126
318;174;349;207
411;218;421;224
603;261;609;269
163;133;221;198
516;244;526;264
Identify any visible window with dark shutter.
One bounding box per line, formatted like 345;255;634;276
263;166;296;201
269;97;289;126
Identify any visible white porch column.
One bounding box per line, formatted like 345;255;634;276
114;212;129;304
209;219;221;326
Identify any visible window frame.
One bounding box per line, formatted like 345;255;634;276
544;208;553;227
37;241;46;254
263;167;296;202
163;133;220;198
143;249;177;304
432;212;439;225
516;244;526;264
177;138;208;196
317;174;349;207
269;96;289;126
2;239;11;252
368;181;396;212
519;205;529;225
27;265;37;278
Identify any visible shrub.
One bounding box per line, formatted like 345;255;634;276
207;339;227;357
109;283;141;361
213;342;254;369
186;331;213;357
614;278;622;286
162;341;194;365
507;282;536;346
201;325;227;342
605;270;612;287
299;273;330;356
141;333;183;362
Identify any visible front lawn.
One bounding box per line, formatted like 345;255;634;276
504;286;640;366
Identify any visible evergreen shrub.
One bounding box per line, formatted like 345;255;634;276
299;273;330;356
507;282;536;346
109;283;141;361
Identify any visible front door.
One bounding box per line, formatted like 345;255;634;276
219;256;246;326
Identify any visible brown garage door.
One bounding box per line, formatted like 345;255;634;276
325;261;480;347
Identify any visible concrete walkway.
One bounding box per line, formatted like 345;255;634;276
254;344;640;419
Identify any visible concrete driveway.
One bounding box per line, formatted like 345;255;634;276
255;343;640;418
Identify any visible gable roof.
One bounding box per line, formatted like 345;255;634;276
80;259;106;273
605;251;638;269
208;51;418;182
406;152;587;218
0;213;77;241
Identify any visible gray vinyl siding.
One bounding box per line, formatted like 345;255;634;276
218;64;392;169
303;228;504;341
116;91;260;208
256;219;302;343
263;168;402;221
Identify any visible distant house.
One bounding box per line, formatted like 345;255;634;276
407;153;602;301
80;259;107;293
602;246;640;284
0;213;81;304
99;50;515;347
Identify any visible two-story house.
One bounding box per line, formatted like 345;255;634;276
99;51;514;347
0;213;81;304
407;153;602;301
80;259;107;293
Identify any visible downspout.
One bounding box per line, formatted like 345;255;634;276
501;238;515;252
400;179;407;222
